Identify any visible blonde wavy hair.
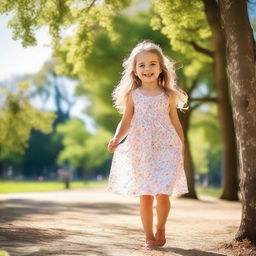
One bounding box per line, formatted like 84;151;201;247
112;40;188;114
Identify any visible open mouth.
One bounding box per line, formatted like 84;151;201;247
143;73;154;77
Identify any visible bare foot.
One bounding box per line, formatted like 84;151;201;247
155;228;166;247
144;237;157;250
143;234;157;250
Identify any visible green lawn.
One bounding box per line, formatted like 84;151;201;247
0;180;107;193
196;185;222;197
0;180;221;197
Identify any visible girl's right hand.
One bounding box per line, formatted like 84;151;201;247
107;137;119;153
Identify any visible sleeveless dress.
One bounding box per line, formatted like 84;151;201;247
107;88;189;197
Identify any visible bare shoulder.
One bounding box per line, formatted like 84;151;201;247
124;90;135;114
126;90;135;106
168;90;178;107
122;90;134;122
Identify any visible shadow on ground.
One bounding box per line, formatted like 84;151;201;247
0;191;239;256
0;198;139;223
157;247;226;256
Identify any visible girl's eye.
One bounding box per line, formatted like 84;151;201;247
139;65;144;67
151;64;156;66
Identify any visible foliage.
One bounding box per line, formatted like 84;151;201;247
0;0;131;72
151;0;212;78
56;118;112;171
21;130;63;177
56;118;90;168
0;0;212;81
84;128;113;169
0;82;56;159
189;104;221;180
17;59;81;177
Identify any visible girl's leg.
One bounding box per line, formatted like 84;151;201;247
139;195;154;241
155;194;170;246
156;194;170;229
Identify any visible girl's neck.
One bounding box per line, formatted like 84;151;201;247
141;82;159;90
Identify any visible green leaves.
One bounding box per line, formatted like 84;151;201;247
152;0;212;79
0;0;130;61
189;105;221;174
0;82;56;159
56;118;112;170
83;128;112;169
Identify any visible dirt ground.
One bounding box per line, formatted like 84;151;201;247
0;186;253;256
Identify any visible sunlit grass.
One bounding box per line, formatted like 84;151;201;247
196;185;222;197
0;180;107;194
0;180;221;197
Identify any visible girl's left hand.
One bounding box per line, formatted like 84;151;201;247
107;137;119;153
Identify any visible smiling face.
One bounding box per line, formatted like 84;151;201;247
134;51;162;86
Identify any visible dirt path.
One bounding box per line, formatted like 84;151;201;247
0;186;246;256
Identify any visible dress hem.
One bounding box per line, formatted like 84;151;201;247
107;186;189;198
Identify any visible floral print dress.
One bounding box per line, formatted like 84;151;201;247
107;88;189;197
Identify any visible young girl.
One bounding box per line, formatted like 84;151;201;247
107;40;189;249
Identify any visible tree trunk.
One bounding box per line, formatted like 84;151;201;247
64;177;70;189
203;0;239;201
180;110;198;199
219;0;256;243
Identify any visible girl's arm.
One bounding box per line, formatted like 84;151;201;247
107;92;134;152
169;93;184;145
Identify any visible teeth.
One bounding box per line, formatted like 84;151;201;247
144;73;153;77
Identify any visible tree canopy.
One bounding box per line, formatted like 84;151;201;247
0;82;55;159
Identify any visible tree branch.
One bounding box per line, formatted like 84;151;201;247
190;97;218;102
180;39;214;58
190;102;201;111
87;0;97;11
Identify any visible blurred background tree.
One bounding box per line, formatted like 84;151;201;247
0;81;55;177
